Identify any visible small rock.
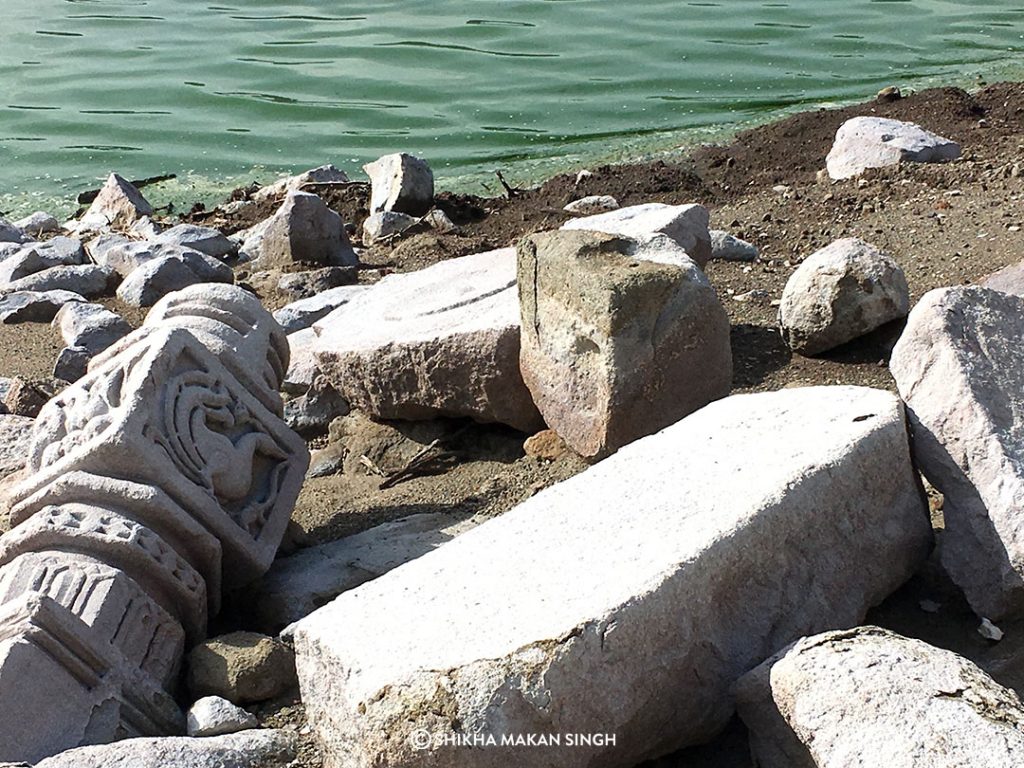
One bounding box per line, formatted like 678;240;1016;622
52;346;92;382
276;266;359;300
129;215;162;239
52;301;131;354
155;223;238;260
876;85;902;101
254;164;350;201
306;442;346;479
187;632;296;705
116;250;233;307
363;152;434;216
523;429;568;460
779;238;909;355
826;116;961;180
979;618;1005;642
273;286;366;333
561;202;713;267
563;195;619;215
422;208;457;233
3;378;60;417
13;211;59;236
76;173;154;231
2;264;117;298
186;696;258;737
361;210;418;245
240;191;358;269
84;232;131;263
710;230;759;262
33;730;297;768
284;377;350;435
0;290;86;324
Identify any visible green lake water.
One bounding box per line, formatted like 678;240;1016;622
2;0;1023;216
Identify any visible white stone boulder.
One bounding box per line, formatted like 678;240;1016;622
518;229;731;458
13;211;59;236
240;191;357;268
33;730;297;768
289;386;932;768
735;627;1024;768
0;218;29;245
273;286;367;334
313;248;542;432
0;239;88;284
561;202;712;267
186;696;258;737
710;230;759;262
2;264;116;299
154;223;238;260
0;290;85;324
826;116;961;180
891;286;1024;620
76;173;154;231
779;237;909;355
254;163;350;201
363;153;434;216
361;210;418;245
116;250;233;307
248;513;480;633
52;302;131;355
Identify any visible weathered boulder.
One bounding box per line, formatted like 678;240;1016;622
983;259;1024;297
710;230;759;262
116;250;233;307
96;241;202;277
52;346;91;382
364;153;434;216
826;116;961;180
247;513;480;633
76;173;154;230
0;414;34;479
254;163;350;201
283;377;349;435
891;286;1024;619
13;212;59;236
84;232;130;263
186;696;258;737
313;248;542;431
52;302;131;355
187;632;296;704
518;229;731;458
561;202;712;267
33;730;297;768
779;238;909;355
273;286;367;333
2;264;116;299
240;191;357;268
563;195;619;215
154;223;238;260
735;627;1024;768
0;290;85;324
0;239;87;284
0;218;29;244
290;386;932;768
362;210;418;245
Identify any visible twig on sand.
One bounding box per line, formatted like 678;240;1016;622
379;439;456;490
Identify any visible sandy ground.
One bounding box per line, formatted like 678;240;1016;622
2;82;1023;766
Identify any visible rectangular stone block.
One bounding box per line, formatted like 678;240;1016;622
290;386;932;768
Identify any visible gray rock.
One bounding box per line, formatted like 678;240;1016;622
75;173;154;231
826;116;961;180
306;442;345;479
735;627;1024;768
779;238;909;355
2;264;116;299
116;250;233;307
364;153;434;216
32;237;87;266
273;286;367;333
52;302;131;354
0;242;24;260
983;260;1024;297
95;241;191;277
710;230;759;262
155;223;238;260
0;290;85;324
283;326;319;394
52;346;91;382
313;247;543;432
361;210;418;245
0;218;29;245
84;232;131;263
276;266;358;300
422;208;456;233
891;286;1024;620
563;195;619;215
284;377;350;435
129;215;162;240
240;191;358;269
0;239;88;284
187;632;296;705
561;202;713;267
255;163;350;201
33;730;297;768
13;212;59;236
250;513;480;633
518;229;732;458
0;414;34;479
289;386;932;768
186;696;258;738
